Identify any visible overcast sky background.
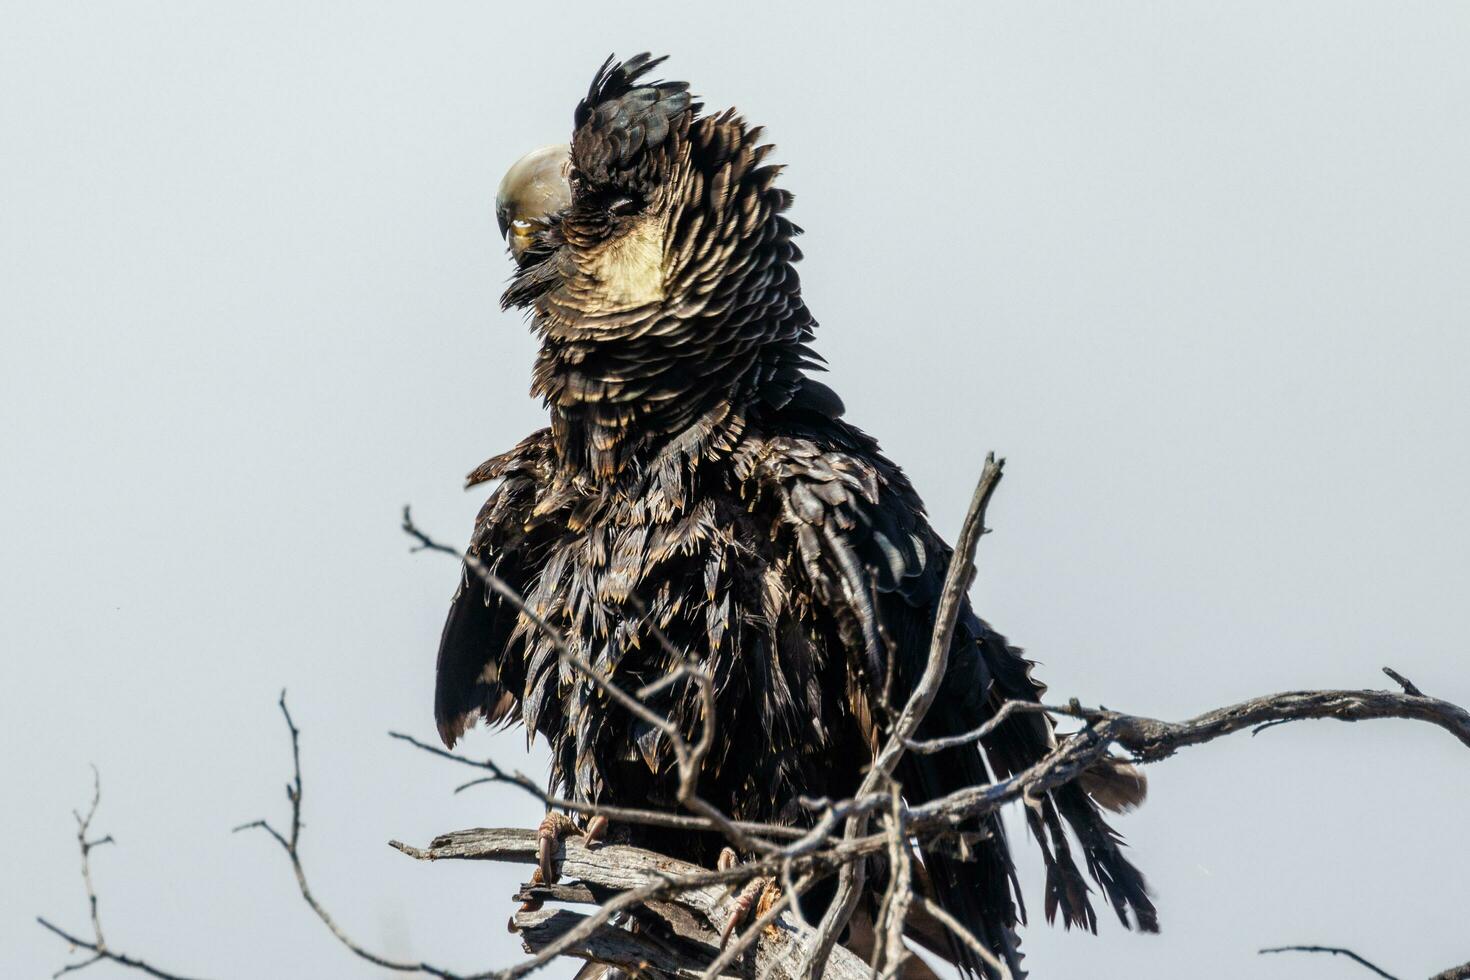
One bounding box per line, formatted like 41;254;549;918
4;2;1468;978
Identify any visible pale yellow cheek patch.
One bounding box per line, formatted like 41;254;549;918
585;217;666;311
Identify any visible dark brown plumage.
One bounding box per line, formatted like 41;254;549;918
436;54;1155;976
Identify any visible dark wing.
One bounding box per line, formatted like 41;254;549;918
433;431;551;748
747;416;1156;978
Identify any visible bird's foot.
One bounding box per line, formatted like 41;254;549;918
516;812;608;917
716;847;781;948
538;812;608;885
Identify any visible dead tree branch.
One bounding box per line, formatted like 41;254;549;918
232;692;478;979
390;828;870;980
37;769;210;980
1259;946;1470;980
387;729;805;841
915;896;1011;980
871;787;914;980
391;653;1470;979
882;670;1470;849
39;659;1470;980
38;470;1470;980
1259;946;1400;979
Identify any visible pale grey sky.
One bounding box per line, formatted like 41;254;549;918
4;2;1468;978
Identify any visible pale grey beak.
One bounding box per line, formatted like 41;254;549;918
495;144;572;261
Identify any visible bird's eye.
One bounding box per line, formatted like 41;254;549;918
511;218;535;234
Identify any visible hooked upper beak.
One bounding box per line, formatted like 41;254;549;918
495;144;572;262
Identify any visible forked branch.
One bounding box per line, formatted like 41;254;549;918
36;769;209;980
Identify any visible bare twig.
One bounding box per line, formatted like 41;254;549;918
1259;945;1400;979
1383;666;1424;697
1057;678;1470;760
872;785;914;980
37;769;210;980
800;454;1004;980
878;454;1006;780
901;697;1041;755
36;916;209;980
233;692;475;979
898;673;1470;844
388;730;804;840
918;896;1012;980
1259;945;1470;980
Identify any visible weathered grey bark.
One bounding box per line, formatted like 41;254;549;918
393;829;873;980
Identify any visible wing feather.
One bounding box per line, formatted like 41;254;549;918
433;431;552;747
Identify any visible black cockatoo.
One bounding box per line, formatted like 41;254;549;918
435;54;1155;977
